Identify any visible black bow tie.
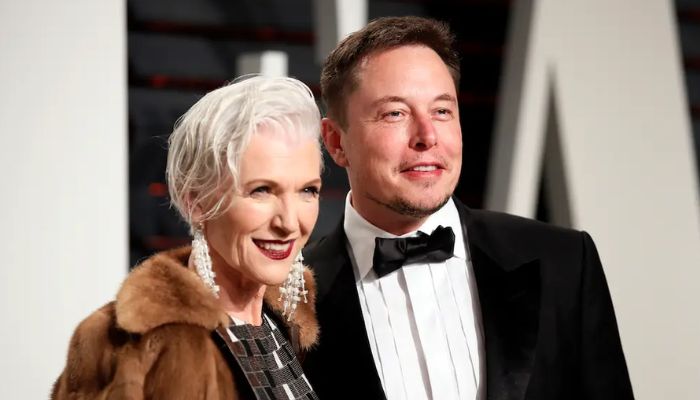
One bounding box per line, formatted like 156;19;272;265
372;225;456;278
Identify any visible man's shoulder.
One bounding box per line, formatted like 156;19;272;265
464;207;586;260
303;221;347;263
304;233;336;255
469;208;579;238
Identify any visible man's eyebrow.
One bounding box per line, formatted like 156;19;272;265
370;94;457;107
370;96;406;108
434;93;457;103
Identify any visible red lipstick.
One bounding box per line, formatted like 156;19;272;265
253;239;294;260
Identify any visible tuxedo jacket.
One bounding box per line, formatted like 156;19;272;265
301;201;634;400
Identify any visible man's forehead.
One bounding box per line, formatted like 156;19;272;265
356;44;436;70
355;46;452;81
352;70;457;102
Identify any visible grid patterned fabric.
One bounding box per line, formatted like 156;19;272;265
217;314;319;400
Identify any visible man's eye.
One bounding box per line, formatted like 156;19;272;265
382;110;404;121
434;108;454;120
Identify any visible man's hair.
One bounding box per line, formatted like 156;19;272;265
320;16;460;127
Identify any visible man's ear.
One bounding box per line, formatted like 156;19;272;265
321;117;349;168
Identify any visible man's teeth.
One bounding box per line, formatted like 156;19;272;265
257;242;290;251
411;165;437;172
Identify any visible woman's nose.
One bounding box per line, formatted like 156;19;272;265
272;198;299;235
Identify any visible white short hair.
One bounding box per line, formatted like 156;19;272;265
166;75;321;227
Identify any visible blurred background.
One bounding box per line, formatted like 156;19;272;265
127;0;513;266
127;0;700;264
1;0;698;398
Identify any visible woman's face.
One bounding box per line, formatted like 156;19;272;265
205;128;321;288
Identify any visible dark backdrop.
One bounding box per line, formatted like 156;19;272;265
128;0;700;267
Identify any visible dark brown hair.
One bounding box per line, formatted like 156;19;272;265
320;16;460;127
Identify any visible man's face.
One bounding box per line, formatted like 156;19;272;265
327;44;462;234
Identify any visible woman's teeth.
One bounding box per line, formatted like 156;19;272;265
254;240;294;260
256;241;291;251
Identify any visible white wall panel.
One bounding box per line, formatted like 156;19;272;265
489;1;700;398
0;1;127;397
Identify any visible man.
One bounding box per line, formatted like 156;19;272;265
302;16;633;400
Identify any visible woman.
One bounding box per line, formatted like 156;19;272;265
52;76;322;399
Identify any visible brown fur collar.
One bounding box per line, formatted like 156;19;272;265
115;246;319;349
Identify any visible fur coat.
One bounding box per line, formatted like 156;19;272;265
51;247;319;400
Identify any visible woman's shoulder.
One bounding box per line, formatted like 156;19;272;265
67;301;120;352
53;299;229;399
52;248;236;399
51;301;123;399
115;246;229;334
263;267;319;350
58;246;220;358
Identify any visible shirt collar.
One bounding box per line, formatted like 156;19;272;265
343;192;466;280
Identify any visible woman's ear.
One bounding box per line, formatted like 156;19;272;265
321;117;349;168
184;193;204;228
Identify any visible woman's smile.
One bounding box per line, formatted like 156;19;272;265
253;239;295;260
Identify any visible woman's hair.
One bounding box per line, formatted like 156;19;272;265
166;75;321;227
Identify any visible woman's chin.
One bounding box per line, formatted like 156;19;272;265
259;268;293;287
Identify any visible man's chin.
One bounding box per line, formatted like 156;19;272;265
384;194;452;219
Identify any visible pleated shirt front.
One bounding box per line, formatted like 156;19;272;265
344;195;485;400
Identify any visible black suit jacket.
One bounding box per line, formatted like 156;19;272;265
302;201;633;400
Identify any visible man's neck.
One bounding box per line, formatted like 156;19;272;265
349;194;429;236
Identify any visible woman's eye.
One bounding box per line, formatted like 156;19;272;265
250;186;271;197
301;186;320;199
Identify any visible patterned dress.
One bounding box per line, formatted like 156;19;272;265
215;313;319;400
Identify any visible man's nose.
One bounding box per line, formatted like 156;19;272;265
409;113;437;150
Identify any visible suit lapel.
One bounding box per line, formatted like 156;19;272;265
456;202;541;400
303;219;386;399
306;202;541;400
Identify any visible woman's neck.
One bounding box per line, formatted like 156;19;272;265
208;253;267;326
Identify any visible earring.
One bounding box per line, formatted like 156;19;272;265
191;225;220;297
278;251;308;321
